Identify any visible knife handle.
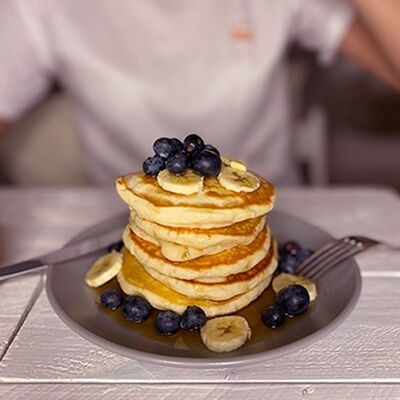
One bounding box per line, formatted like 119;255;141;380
0;259;45;281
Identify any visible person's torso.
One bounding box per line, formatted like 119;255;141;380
39;0;299;184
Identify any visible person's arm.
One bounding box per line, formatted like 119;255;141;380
353;0;400;75
339;1;400;90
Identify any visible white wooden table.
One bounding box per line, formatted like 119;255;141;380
0;187;399;399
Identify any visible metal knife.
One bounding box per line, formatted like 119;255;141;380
0;228;123;281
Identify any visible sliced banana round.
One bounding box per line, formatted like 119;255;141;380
200;316;251;353
230;159;247;172
272;273;318;302
157;169;204;195
85;252;123;288
220;155;248;172
218;166;260;193
220;155;231;166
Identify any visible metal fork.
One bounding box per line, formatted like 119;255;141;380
297;235;398;280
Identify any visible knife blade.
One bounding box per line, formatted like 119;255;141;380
0;227;123;281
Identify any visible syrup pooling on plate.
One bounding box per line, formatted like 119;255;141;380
94;276;315;352
86;134;316;353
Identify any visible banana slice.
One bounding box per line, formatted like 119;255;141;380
230;159;247;172
220;155;247;172
218;166;260;193
272;273;317;302
157;169;204;195
221;155;231;166
200;316;251;353
85;252;123;288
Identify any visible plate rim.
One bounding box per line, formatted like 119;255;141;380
46;210;362;368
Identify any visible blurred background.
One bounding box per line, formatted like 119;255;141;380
0;46;399;190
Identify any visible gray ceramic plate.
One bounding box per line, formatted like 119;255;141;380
46;211;361;367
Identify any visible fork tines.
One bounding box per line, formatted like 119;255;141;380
297;237;369;280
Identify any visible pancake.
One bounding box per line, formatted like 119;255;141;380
122;224;271;281
116;172;275;228
118;248;273;317
145;240;278;300
130;212;265;254
130;219;265;262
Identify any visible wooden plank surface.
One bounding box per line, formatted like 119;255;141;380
0;383;399;400
0;187;399;389
2;276;399;383
0;188;124;266
278;187;400;244
1;187;398;271
0;188;123;361
0;275;42;359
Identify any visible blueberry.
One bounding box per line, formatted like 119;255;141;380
122;295;152;323
183;133;204;155
170;138;183;153
100;289;123;310
203;144;220;157
282;241;301;256
279;252;299;274
107;240;123;253
166;152;189;174
180;306;207;331
153;137;179;159
261;304;285;328
143;155;165;176
156;310;181;335
279;244;314;273
297;248;314;265
276;285;310;316
191;151;222;177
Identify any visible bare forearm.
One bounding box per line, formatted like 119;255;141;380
352;0;400;74
340;18;400;90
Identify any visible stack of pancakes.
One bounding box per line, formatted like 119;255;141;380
115;172;278;317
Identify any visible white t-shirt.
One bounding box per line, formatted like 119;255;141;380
0;0;353;185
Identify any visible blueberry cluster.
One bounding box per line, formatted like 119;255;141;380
278;241;314;274
261;240;314;329
99;290;152;322
261;285;310;329
143;134;222;177
156;305;207;335
99;289;207;336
